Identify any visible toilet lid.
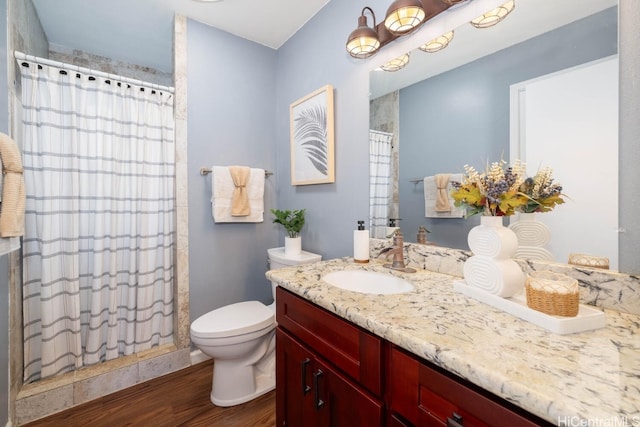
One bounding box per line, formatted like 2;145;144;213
190;301;275;338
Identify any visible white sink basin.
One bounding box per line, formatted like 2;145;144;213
322;270;414;295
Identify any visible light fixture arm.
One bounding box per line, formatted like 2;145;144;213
361;6;377;28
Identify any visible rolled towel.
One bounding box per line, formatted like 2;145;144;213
0;133;25;237
435;174;451;212
229;166;251;216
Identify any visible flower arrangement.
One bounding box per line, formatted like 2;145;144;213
451;159;565;217
518;167;565;213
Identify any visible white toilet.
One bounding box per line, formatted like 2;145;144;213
190;247;321;407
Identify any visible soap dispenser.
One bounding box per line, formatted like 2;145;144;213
353;220;370;263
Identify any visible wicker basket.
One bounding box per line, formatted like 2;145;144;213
568;253;610;270
525;271;579;317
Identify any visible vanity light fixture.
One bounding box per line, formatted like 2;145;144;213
380;53;410;72
418;31;454;53
346;1;455;60
384;0;426;35
440;0;467;5
470;0;515;29
346;7;381;58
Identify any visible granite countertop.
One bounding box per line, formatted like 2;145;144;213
266;257;640;425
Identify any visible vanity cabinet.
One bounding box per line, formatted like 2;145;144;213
387;345;553;427
276;287;553;427
276;287;384;426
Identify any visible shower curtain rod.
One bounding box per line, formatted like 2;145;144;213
14;51;175;94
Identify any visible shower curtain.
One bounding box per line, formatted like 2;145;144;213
19;57;175;383
369;130;393;239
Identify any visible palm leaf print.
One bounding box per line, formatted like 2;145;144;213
294;105;328;175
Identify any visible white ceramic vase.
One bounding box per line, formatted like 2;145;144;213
463;215;525;298
508;212;554;261
284;236;302;256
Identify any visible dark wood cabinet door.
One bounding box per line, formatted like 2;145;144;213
277;287;383;396
277;327;384;427
314;356;384;427
276;328;316;427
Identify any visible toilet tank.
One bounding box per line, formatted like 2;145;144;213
267;247;322;270
267;248;322;304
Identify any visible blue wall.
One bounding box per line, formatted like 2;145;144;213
187;20;279;320
185;0;400;320
398;8;618;249
273;0;390;261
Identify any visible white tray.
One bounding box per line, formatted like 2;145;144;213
453;280;606;335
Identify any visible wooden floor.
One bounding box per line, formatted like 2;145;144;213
23;360;276;427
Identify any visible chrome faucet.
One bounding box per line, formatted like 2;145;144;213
379;229;416;273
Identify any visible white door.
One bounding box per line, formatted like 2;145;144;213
510;56;619;270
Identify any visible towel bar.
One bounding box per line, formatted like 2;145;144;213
410;178;424;184
200;167;273;177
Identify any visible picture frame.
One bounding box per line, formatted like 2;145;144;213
290;84;335;185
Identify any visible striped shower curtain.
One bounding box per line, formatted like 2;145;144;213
369;130;393;239
19;57;175;382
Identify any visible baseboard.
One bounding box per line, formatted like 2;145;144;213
190;349;211;365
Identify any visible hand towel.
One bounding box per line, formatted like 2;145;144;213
0;133;26;237
435;174;451;212
229;166;251;216
424;173;465;218
212;166;265;223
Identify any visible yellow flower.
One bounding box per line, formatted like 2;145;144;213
451;159;528;217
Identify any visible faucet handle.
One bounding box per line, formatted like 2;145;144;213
392;228;404;245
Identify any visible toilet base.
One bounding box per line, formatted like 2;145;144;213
211;372;275;407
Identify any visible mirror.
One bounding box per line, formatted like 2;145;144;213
369;0;621;269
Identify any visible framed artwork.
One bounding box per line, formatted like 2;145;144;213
290;84;335;185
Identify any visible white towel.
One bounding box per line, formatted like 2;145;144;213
212;166;265;223
424;173;465;218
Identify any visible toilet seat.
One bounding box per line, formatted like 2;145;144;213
191;300;274;339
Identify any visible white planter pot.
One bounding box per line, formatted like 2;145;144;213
284;236;302;256
463;215;524;298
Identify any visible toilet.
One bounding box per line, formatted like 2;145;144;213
190;247;321;407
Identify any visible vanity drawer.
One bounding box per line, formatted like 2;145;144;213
388;345;552;427
276;287;383;396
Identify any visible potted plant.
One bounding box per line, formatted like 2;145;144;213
271;209;306;255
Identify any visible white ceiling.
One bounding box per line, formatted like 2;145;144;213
32;0;331;73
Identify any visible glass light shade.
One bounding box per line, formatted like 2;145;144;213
384;0;426;35
346;10;381;59
470;0;515;29
380;53;410;72
441;0;467;4
418;31;454;53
